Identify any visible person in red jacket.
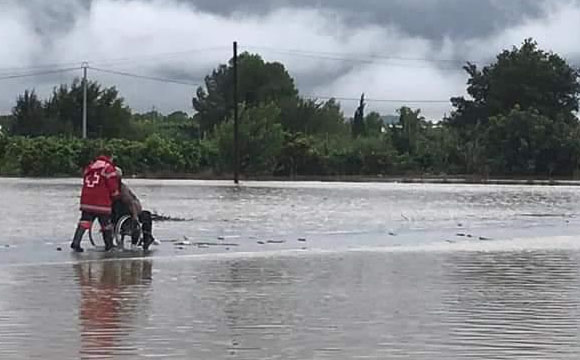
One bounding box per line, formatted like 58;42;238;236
70;154;120;252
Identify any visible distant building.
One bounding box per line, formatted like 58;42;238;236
381;114;402;131
381;115;399;125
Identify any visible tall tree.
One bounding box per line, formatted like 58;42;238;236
45;79;132;138
392;106;424;155
364;111;384;136
445;38;580;175
12;79;133;138
193;52;298;134
214;103;285;174
352;93;366;137
12;90;44;136
280;97;347;136
448;38;580;132
483;106;580;176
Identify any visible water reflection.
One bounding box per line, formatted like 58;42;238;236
5;180;580;358
4;249;580;359
73;259;153;359
441;251;580;358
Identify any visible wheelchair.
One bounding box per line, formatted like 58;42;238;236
88;215;143;250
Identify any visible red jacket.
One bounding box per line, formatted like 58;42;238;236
80;156;120;214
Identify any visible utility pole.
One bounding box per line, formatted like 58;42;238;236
233;41;239;184
82;62;88;139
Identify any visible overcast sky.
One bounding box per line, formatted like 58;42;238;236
1;0;580;120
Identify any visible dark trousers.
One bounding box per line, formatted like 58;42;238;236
80;211;112;230
71;211;114;250
139;211;153;235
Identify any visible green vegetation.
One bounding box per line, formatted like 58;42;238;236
1;39;579;179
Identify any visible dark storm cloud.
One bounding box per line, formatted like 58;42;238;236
0;0;579;119
16;0;553;40
182;0;549;39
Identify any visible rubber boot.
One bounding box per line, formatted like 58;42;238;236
103;229;115;251
70;226;86;253
131;219;141;246
142;231;154;251
140;211;154;250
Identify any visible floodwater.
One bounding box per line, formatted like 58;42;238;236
2;179;580;359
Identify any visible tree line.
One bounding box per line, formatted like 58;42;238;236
1;38;579;178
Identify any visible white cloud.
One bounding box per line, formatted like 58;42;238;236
0;5;42;71
464;0;580;61
0;0;579;120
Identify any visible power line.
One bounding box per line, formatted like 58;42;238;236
0;46;230;73
1;43;577;75
304;95;450;104
88;66;452;104
0;67;78;81
242;45;478;69
0;62;82;74
0;45;473;75
90;46;230;67
89;67;202;87
0;60;453;106
243;45;580;71
245;44;468;63
0;67;453;105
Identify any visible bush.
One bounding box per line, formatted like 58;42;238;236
0;136;207;177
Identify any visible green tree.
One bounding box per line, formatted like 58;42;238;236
446;39;580;175
391;107;425;155
214;102;285;175
351;93;366;137
276;132;330;177
310;98;347;135
12;90;44;136
280;97;347;136
131;111;199;140
448;38;580;132
483;107;580;176
193;53;298;134
45;79;132;138
412;122;462;174
323;136;396;175
12;80;133;138
364;111;384;137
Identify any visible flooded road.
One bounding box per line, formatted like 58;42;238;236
2;179;580;359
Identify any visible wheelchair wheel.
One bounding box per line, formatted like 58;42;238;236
88;219;112;248
88;220;98;247
114;215;141;249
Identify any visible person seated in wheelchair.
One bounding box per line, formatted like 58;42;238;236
112;167;155;250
